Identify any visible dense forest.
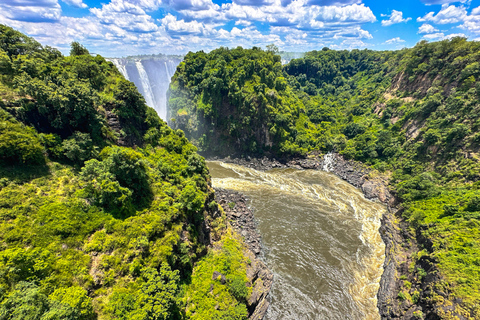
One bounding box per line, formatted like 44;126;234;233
0;25;254;320
168;40;480;318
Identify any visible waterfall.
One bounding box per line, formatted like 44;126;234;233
110;59;130;81
135;60;156;110
323;152;334;172
107;55;182;121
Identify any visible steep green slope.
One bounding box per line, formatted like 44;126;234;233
168;46;305;156
0;25;251;320
169;39;480;318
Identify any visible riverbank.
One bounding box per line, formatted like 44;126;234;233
214;188;273;320
208;154;432;319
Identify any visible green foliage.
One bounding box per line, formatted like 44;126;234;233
228;277;249;301
62;132;95;163
183;233;249;320
105;264;179;320
0;121;45;166
168;38;480;316
0;282;94;320
169;46;302;156
0;25;252;320
70;42;90;57
0;248;53;288
0;282;49;320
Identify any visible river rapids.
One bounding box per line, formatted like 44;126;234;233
207;161;386;320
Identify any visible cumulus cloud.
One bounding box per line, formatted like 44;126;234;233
418;23;439;33
422;32;466;40
333;26;372;39
417;4;467;24
459;6;480;34
61;0;87;8
1;0;380;57
381;10;411;26
336;38;368;49
166;0;218;11
0;0;61;23
235;19;252;26
160;13;213;35
384;37;405;44
422;32;445;39
90;0;158;32
232;0;273;6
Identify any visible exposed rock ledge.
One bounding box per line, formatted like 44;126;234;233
214;188;273;320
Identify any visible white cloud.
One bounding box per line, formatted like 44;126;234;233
0;0;61;23
160;13;213;35
0;0;380;57
167;0;219;11
384;37;405;44
337;38;368;49
472;6;480;15
459;6;480;34
381;10;411;27
418;23;439;33
90;0;158;32
417;4;467;24
422;32;445;39
232;0;273;6
235;19;252;26
421;32;466;40
61;0;87;8
333;26;372;39
445;33;466;38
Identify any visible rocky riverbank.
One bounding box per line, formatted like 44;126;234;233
208;154;434;320
214;188;273;320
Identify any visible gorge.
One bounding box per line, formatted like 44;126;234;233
2;23;480;320
109;50;390;319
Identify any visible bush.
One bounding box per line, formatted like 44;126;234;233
443;204;460;216
465;196;480;212
0;117;45;165
228;277;249;301
61;132;95;163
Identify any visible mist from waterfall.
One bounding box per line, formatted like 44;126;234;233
107;55;182;121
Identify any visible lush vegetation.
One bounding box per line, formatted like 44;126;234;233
169;39;480;318
0;25;251;320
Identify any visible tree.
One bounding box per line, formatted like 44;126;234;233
70;42;89;56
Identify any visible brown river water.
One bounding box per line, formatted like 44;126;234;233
207;161;386;320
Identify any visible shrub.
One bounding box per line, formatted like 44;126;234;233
0;120;45;165
228;277;249;301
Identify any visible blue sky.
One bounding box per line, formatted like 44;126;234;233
1;0;480;57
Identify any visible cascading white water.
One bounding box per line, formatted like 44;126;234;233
107;56;182;121
323;152;334;172
135;60;157;109
110;59;130;81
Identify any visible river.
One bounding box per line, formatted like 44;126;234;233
207;161;386;320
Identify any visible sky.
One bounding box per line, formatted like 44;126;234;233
1;0;480;57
